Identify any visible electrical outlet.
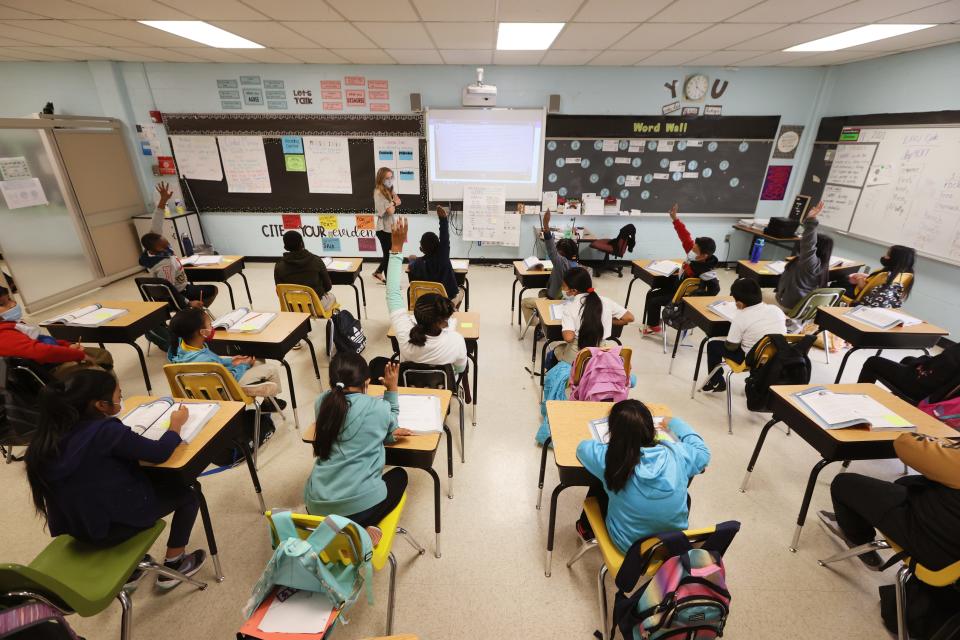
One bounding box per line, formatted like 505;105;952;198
724;233;731;243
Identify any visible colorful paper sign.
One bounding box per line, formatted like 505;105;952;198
345;90;366;107
321;90;342;100
367;79;388;90
281;136;303;154
323;102;343;111
345;75;365;86
369;90;389;100
284;154;306;172
157;156;176;175
370;102;390;112
321;80;342;90
355;215;374;230
282;214;302;229
318;214;339;229
358;237;378;252
322;237;341;251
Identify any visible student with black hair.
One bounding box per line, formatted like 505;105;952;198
703;278;786;392
138;181;217;308
273;230;336;309
845;244;916;308
575;399;710;552
520;208;580;324
408;206;462;308
775;202;834;310
304;353;412;546
24;369;206;589
642;203;720;334
554;267;634;365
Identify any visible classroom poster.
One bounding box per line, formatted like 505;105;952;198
170;136;223;181
0;156;31;180
302;137;353;194
218;136;272;193
0;178;47;209
462;184;506;243
761;165;793;200
355;215;374;230
372;138;419;195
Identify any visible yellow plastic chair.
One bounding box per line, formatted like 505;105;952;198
844;271;914;306
276;284;341;357
407;281;447;311
264;494;425;635
566;497;723;640
163;362;286;487
660;277;702;355
571;347;633;386
819;535;960;640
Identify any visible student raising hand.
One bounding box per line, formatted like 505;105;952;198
668;203;679;221
436;205;448;219
542;208;552;232
381;360;399;391
390;218;408;253
156;181;174;209
806;201;824;220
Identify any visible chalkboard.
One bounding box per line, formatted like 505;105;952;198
543;114;780;215
162;112;426;213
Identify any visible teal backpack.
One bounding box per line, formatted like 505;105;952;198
243;511;374;626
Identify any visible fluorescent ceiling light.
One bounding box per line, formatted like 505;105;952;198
784;24;936;52
497;23;564;50
138;21;264;48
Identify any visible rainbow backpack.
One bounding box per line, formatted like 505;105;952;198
611;521;740;640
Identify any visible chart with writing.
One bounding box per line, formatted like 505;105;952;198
170;135;223;181
462;184;507;243
303;136;352;194
217;136;271;193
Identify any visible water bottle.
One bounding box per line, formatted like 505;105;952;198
175;200;186;215
750;238;765;263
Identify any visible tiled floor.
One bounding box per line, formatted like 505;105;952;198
0;260;907;639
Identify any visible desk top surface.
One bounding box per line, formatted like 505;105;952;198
43;300;167;329
211;311;311;343
513;260;554;276
326;257;363;272
817;306;948;337
182;255;243;270
732;223;802;242
683;295;734;324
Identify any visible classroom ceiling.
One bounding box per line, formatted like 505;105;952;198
0;0;959;66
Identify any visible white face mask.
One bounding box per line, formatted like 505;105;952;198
1;303;22;323
687;250;699;261
384;178;394;188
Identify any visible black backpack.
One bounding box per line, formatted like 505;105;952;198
210;411;275;468
327;310;366;356
743;334;816;412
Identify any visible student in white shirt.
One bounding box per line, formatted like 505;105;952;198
554;267;634;365
703;278;786;392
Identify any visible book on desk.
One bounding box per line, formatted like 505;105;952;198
845;306;921;330
43;304;128;327
181;255;222;266
321;257;355;271
212;308;276;333
647;260;682;277
121;398;220;443
793;387;916;432
589;416;674;444
707;300;739;322
523;256;553;271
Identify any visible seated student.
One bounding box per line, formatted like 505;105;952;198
24;369;205;588
554;267;634;365
386;219;468;375
0;286;113;379
274;230;336;309
819;433;960;571
304;354;412;545
703;278;787;392
844;245;916;308
139;181;218;309
775;202;833;311
575;399;710;552
520;209;580;324
168;307;284;403
408;206;463;308
643;203;719;334
858;342;960;405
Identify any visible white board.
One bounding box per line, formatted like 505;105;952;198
825;143;876;188
303;136;353;194
170;135;223;181
217;136;271;193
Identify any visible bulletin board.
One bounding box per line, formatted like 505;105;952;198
161;112;426;213
543;114;780;215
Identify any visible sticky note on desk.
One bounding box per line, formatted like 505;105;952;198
461;322;474;328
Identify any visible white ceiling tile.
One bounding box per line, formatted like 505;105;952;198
209;21;318;48
69;0;192;19
0;0;115;19
674;23;780;49
387;47;442;63
540;49;602;64
685;50;768;65
551;22;639;49
0;22;90;45
424;22;495;49
492;50;546;64
883;0;960;22
0;6;46;19
56;46;129;59
120;46;209;61
239;0;342;21
651;0;769;22
325;0;419;21
4;20;141;45
69;20;205;46
438;48;493;63
497;0;584;22
106;47;167;60
612;23;712;49
573;0;674;22
1;45;77;59
412;0;495;21
331;48;396;63
283;22;376;48
233;47;303;63
726;23;865;49
169;47;255;62
150;0;268;20
635;50;713;65
277;47;348;63
355;21;430;49
727;0;859;23
805;0;943;23
587;50;655;65
848;23;960;50
733;50;818;64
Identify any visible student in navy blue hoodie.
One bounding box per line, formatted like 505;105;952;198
408;206;463;308
24;369;206;590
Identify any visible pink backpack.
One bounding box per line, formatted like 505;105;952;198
570;346;629;402
918;395;960;430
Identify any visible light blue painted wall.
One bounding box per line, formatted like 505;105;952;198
0;62;103;117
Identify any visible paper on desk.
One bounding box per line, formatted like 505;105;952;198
398;394;443;433
258;590;334;634
707;300;739;321
182;255;221;266
795;388;915;431
327;260;353;271
766;260;787;274
647;260;681;276
548;303;566;321
450;259;469;271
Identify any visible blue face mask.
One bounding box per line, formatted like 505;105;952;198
1;304;22;323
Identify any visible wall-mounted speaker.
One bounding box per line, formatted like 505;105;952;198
548;94;561;113
410;93;422;112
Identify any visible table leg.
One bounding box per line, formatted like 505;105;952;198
349;283;362;319
688;336;710;398
279;359;300;429
303;337;321;380
540;340;552;389
546;482;569;577
470;347;478;426
238;271;253;305
192;481;224;582
236;435;266;513
531;325;540;362
624;276;639;308
222;281;236;310
537;437;552;510
358;275;368;319
511;277;519;323
424;467;442;558
739;417;780;493
463;277;470;311
128;340;152;394
790;459;833;552
443;425;454;498
517;288;531;326
834;347;860;383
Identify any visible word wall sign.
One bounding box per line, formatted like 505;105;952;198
216;76;289;110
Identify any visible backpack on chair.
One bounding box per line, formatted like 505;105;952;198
570;347;629;403
743;334;816;412
327;310;366;356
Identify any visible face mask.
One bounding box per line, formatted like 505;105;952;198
109;397;124;417
880;256;893;268
384;179;394;188
1;303;22;323
687;250;699;261
200;328;215;342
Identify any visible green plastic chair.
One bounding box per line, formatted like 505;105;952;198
0;520;206;639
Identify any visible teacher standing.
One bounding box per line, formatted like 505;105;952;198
372;167;400;283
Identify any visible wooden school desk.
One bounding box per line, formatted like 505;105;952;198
732;223;802;253
736;258;865;289
739;383;958;552
183;255;253;310
326;257;367;318
624;259;684;307
667;296;733;395
512;260;552;326
302;385;453;558
129;395;254;581
404;260;471;311
207;312;320;429
43;300;168;394
539;400;671;576
815;306;949;383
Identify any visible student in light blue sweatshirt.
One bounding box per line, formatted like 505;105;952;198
575;399;710;553
304;352;412;545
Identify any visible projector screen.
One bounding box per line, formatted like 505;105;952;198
426;108;546;201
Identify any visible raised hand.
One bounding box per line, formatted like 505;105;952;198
807;201;824;220
436;205;448;219
542;208;552;231
156;181;174;208
668;203;679;221
390;218;408;253
381;361;399;391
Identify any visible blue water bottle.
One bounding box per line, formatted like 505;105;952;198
749;238;765;263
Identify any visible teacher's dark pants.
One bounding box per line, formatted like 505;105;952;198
374;231;391;275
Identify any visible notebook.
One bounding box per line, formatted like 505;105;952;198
397;394;443;433
793;387;916;432
523;256;553;270
181;255;222;266
451;259;469;271
212;308;276;333
548;303;566;322
44;304;127;327
765;260;787;275
846;306;921;330
321;258;353;271
707;300;739;322
589;416;673;444
120;398;220;443
238;587;338;640
647;260;682;276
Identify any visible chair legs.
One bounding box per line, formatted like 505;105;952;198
566;538;598;568
817;539;891;566
139;559;209;590
895;564;912;640
118;590;133;640
252;403;262;470
386;552;397;635
597;564;610;640
725;369;735;435
396;527;426;555
824;332;831;365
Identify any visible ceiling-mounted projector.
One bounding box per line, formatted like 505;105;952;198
462;67;496;106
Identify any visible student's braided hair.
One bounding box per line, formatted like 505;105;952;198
409;293;454;347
